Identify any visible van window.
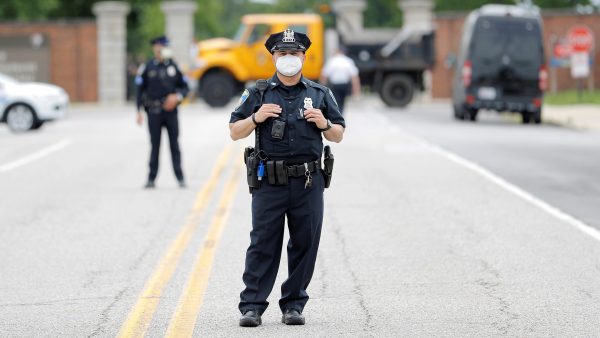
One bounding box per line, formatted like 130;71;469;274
470;17;542;68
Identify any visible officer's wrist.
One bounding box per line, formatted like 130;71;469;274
251;113;259;126
319;119;333;131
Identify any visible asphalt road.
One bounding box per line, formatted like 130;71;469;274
1;97;599;337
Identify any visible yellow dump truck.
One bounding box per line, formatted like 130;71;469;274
191;14;324;107
192;13;435;108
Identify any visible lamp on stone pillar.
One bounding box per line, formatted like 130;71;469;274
92;1;130;103
332;0;366;33
161;1;198;72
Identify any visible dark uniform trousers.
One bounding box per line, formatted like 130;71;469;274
147;108;183;182
330;82;351;114
240;171;324;314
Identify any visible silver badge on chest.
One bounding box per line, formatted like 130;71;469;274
167;65;176;77
303;97;313;110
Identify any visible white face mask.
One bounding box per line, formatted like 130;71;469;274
275;54;303;77
160;47;173;59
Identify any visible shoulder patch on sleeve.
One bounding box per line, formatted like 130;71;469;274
327;88;338;106
235;89;250;110
136;63;146;76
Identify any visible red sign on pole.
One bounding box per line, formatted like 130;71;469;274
568;25;594;52
553;42;571;59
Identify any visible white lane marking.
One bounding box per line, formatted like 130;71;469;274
393;127;600;243
0;139;72;173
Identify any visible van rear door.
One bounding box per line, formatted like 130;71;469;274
469;16;544;97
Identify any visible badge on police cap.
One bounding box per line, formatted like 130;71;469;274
283;29;295;43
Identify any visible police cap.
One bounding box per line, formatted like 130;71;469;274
150;35;169;46
265;29;311;53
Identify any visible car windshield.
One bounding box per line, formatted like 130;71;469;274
470;17;543;68
0;73;19;85
233;24;247;42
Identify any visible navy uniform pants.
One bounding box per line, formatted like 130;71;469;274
239;171;324;315
146;109;184;182
330;82;351;115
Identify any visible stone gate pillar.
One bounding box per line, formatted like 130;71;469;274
161;1;198;72
398;0;434;32
92;1;130;103
332;0;366;33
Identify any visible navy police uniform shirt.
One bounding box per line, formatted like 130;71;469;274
230;74;345;163
136;58;189;111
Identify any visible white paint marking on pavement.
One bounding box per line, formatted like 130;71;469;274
385;124;600;244
0;139;72;173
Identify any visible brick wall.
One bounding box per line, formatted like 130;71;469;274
0;20;97;102
432;10;600;99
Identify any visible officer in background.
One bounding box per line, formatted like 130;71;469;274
229;29;345;327
319;47;361;114
136;36;189;189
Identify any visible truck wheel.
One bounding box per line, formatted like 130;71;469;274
201;72;236;107
379;74;414;107
5;104;38;132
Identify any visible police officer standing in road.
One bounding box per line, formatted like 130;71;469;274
136;36;189;189
229;29;345;327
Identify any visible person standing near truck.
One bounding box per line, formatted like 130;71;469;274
229;29;345;327
319;47;361;114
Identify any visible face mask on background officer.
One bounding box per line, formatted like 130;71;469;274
151;41;173;61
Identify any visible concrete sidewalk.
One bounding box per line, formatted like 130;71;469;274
543;104;600;131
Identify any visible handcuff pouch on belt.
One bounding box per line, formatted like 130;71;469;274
263;161;288;186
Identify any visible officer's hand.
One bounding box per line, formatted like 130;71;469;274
136;112;144;126
255;104;282;123
163;94;180;112
304;108;328;130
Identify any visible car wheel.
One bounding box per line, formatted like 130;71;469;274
532;110;542;124
31;120;45;130
5;104;37;132
200;72;237;108
379;73;414;107
521;112;531;124
453;104;465;120
467;108;478;122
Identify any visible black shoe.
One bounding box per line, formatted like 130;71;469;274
239;310;261;327
178;180;186;188
282;309;305;325
144;180;155;189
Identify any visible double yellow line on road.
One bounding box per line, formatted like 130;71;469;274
118;144;243;338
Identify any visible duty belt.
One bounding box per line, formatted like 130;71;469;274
286;160;321;177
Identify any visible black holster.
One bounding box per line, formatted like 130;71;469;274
244;146;260;193
322;145;334;188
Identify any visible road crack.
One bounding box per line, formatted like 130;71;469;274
475;260;519;335
88;287;128;338
328;212;374;333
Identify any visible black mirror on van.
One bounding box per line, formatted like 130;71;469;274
445;54;457;69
